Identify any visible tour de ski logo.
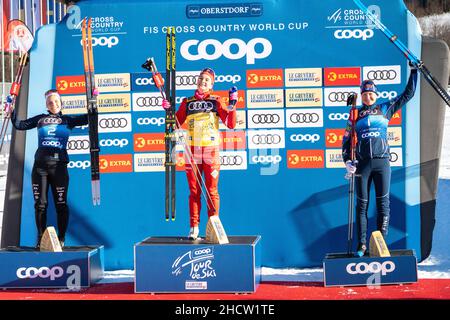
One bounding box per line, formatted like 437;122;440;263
171;247;217;280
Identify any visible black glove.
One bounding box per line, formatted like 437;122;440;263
346;93;357;106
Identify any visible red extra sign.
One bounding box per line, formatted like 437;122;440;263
246;69;283;88
99;154;133;173
56;75;86;95
324;67;361;86
287;150;325;169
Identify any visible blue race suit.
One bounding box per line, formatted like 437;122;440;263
11;110;88;243
342;69;418;245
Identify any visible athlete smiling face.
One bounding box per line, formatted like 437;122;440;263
197;68;215;94
45;90;62;114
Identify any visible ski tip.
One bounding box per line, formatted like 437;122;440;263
171;218;175;222
165;218;169;222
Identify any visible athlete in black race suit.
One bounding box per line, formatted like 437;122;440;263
11;89;88;248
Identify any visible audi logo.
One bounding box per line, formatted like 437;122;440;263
41;118;62;125
176;75;199;86
252;114;280;124
220;155;244;166
328;91;356;103
290;133;320;143
136;96;162;107
329;113;349;121
367;70;397;81
188;101;214;111
251;134;282;145
290;113;320;124
67;139;90;150
389;152;398;162
99;118;128;129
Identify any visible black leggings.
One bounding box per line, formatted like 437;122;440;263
31;161;69;241
355;158;391;245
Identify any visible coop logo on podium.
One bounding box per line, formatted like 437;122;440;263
172;246;217;290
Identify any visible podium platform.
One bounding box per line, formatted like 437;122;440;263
0;245;104;289
323;249;418;287
134;236;261;293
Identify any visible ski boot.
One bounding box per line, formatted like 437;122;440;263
356;243;367;257
188;227;199;240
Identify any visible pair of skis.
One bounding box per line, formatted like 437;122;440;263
354;0;450;108
81;17;101;206
142;27;177;221
0;20;34;153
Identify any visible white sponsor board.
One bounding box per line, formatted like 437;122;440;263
363;65;401;85
247;129;285;149
98;113;132;133
247;109;284;129
134;153;165;172
219;151;247;170
246;89;284;108
324;87;360;107
286;108;324;128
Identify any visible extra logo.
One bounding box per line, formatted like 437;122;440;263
334;29;374;41
325;129;345;148
324;67;361;86
79;35;119;48
287;150;324;168
99;154;133;173
134;133;165;152
346;261;396;276
246;69;283;88
181;38;272;64
172;247;217;282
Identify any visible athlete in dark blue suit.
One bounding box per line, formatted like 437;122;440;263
342;66;418;256
11;89;88;248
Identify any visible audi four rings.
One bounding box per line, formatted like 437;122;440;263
176;74;199;86
328;91;356;103
367;70;398;81
251;114;281;124
99;118;128;128
220;155;244;166
188;101;215;111
290;112;320;123
135;96;163;107
251;134;282;145
67;139;90;150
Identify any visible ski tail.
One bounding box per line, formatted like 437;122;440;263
353;0;450;108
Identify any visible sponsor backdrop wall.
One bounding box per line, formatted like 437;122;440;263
20;0;422;269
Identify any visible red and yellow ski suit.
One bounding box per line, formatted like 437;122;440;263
176;91;236;227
